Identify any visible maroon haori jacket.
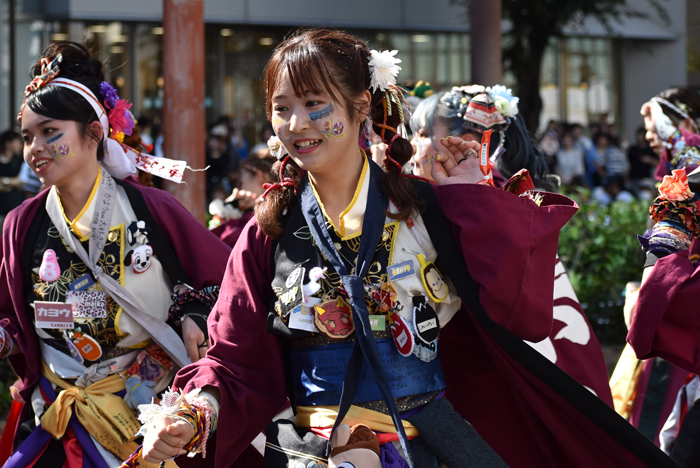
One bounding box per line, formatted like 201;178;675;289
629;246;700;375
175;182;675;468
0;179;231;463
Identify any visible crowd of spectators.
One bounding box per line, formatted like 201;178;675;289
539;119;659;206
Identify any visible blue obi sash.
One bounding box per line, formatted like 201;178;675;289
290;338;446;407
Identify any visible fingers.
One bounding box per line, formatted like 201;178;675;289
431;154;449;186
442;136;480;164
142;417;189;463
224;188;239;203
166;420;193;438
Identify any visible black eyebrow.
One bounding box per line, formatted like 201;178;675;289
21;118;56;134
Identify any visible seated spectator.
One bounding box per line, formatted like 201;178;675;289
594;133;629;183
591;175;635;206
556;132;585;186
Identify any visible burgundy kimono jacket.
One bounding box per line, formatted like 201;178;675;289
176;183;674;468
210;210;255;248
0;180;231;455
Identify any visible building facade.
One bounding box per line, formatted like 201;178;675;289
0;0;688;144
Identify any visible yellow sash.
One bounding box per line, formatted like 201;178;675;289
609;343;643;419
40;361;176;468
295;405;420;437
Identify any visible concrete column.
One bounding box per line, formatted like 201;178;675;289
470;0;502;86
162;0;206;223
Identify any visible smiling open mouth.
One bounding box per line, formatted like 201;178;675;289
295;140;322;150
35;160;50;169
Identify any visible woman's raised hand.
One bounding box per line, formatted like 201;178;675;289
141;414;194;463
430;137;487;186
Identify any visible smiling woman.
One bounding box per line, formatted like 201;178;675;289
0;42;231;468
135;28;667;468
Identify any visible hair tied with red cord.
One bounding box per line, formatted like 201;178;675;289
262;155;296;199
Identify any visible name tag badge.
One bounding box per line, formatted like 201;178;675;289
369;315;386;331
388;260;415;282
65;291;107;319
34;301;74;329
69;274;95;292
289;297;320;332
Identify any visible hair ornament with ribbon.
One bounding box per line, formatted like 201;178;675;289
19;68;202;183
17;54;64;120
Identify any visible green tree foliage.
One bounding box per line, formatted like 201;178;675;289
558;188;649;344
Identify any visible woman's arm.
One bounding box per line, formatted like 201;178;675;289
144;219;287;465
628;251;700;374
438;184;577;341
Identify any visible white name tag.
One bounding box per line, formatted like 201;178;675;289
289;297;320;333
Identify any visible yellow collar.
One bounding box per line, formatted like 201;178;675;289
310;153;369;239
55;166;101;239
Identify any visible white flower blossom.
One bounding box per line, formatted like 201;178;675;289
267;135;287;160
368;50;402;92
488;85;520;118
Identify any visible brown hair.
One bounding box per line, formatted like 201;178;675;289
256;28;421;238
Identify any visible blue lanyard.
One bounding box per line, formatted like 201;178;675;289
299;158;414;466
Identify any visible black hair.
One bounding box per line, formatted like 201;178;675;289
24;42;105;159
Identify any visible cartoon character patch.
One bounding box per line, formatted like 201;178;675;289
126;220;151;246
39;249;61;282
314;296;354;339
125;244;153;274
417;254;448;303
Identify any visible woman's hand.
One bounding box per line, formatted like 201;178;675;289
430;137;486;185
182;316;207;362
225;188;257;211
142;414;194;463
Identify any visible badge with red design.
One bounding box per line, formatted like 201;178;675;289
371;283;398;314
314;296;354;339
390;313;414;357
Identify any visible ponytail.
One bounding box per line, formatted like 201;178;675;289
255;157;301;238
369;89;424;221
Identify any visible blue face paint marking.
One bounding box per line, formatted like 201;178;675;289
309;104;334;121
46;133;63;144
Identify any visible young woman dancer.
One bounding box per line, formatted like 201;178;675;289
139;30;675;468
0;42;230;467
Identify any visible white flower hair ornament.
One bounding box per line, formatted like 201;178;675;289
267;135;288;161
487;85;520;119
368;50;402;93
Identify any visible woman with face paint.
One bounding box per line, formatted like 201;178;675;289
139;30;671;468
0;42;230;467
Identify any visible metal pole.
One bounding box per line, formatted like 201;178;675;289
470;0;503;86
162;0;206;223
9;0;16;127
